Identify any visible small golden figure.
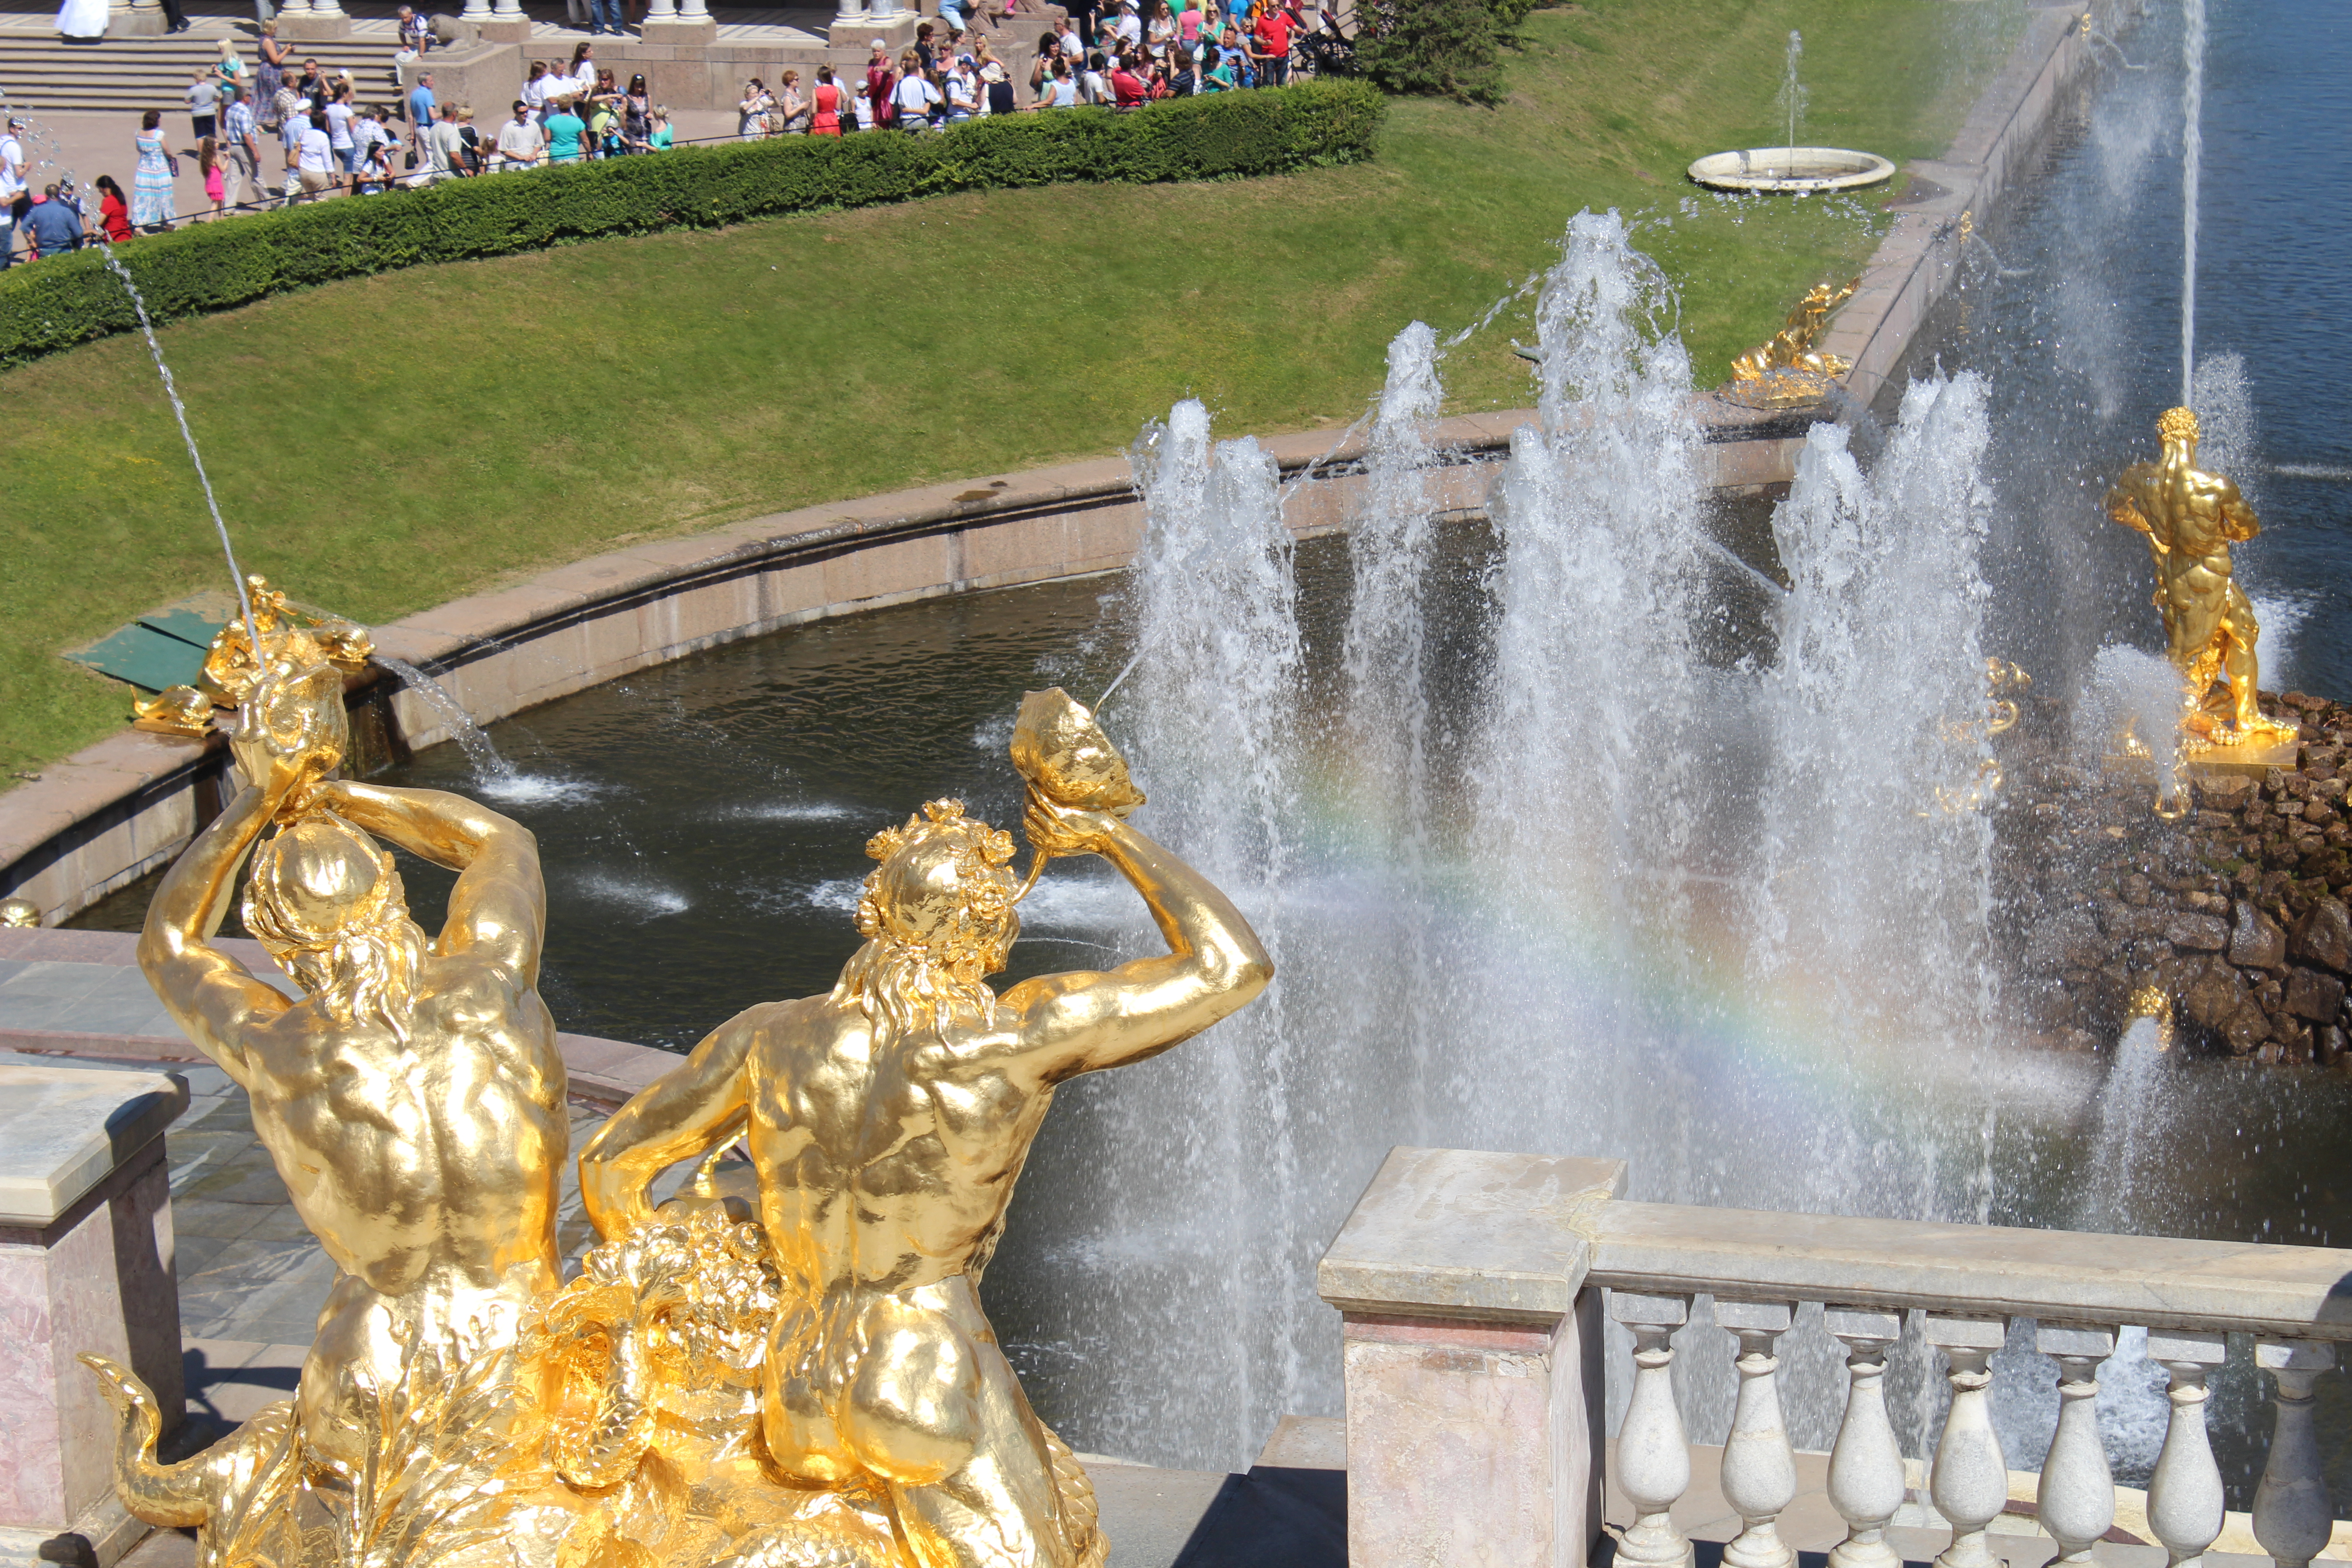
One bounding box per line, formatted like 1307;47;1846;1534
1726;278;1858;405
131;684;217;739
579;688;1272;1568
0;897;40;927
2106;407;2297;751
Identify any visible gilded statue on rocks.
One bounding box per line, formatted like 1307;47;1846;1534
2106;406;2298;751
84;642;1273;1568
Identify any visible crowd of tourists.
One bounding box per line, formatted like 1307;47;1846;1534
732;0;1320;137
0;0;1329;260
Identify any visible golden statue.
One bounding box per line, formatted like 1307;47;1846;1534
84;664;1274;1568
89;622;583;1567
0;896;39;927
578;687;1272;1568
201;574;375;705
2107;407;2297;751
1727;278;1857;404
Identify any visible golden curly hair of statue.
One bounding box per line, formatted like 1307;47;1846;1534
242;811;428;1040
833;799;1019;1038
2160;406;2201;443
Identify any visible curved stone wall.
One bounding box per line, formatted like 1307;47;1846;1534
0;409;1811;924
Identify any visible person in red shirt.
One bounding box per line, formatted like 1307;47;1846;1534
95;176;136;242
1252;4;1292;84
864;37;897;127
1108;54;1150;105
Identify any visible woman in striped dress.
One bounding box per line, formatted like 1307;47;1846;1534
132;109;176;229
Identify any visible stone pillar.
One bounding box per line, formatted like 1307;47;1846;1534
1318;1147;1627;1568
0;1064;190;1568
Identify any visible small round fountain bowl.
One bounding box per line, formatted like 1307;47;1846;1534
1687;147;1896;194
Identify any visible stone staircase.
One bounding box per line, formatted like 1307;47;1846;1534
0;24;411;118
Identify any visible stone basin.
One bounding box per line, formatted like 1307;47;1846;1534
1687;146;1896;193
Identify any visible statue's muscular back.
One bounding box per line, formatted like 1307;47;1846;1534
238;954;566;1294
740;994;1056;1302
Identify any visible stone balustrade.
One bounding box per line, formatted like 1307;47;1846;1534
1318;1147;2352;1568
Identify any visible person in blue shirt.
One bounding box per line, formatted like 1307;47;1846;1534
543;97;586;163
21;184;86;257
406;71;436;162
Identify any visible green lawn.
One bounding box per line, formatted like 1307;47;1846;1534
1;0;2022;778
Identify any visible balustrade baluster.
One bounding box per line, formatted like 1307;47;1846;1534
2146;1331;2227;1568
1611;1292;1695;1568
1718;1299;1798;1568
1923;1314;2009;1568
2255;1340;2336;1568
1823;1308;1905;1568
2034;1325;2116;1568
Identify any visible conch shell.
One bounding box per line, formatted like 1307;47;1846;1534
1009;689;1144;816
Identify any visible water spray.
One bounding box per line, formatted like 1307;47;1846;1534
2180;0;2204;407
2;89;257;642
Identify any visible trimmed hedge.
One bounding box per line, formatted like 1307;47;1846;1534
0;79;1383;368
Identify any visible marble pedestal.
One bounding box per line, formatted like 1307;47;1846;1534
639;15;717;42
1318;1147;1625;1568
274;9;353;40
827;11;919;50
103;0;167;35
0;1064;191;1568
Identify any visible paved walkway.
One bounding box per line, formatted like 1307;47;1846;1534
0;104;746;234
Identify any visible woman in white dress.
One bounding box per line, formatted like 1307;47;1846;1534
57;0;107;44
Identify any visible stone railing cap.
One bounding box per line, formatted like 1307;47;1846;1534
0;1063;190;1225
1591;1200;2352;1341
1316;1146;1627;1324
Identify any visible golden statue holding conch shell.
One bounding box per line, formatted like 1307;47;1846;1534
2107;406;2298;753
1724;278;1858;408
83;638;1272;1568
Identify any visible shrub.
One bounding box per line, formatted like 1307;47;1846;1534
1357;0;1522;104
0;80;1383;369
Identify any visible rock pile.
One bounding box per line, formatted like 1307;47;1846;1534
1999;689;2352;1066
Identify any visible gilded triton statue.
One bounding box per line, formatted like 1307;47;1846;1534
578;688;1273;1568
1729;277;1857;386
83;625;581;1564
2107;406;2297;750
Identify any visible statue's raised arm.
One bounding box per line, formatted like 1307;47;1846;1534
997;791;1271;1082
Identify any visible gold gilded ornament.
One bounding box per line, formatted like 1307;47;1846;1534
578;686;1271;1568
201;573;375;705
2107;407;2298;753
132;684;218;739
0;897;39;927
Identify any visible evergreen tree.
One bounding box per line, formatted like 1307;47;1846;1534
1357;0;1507;106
